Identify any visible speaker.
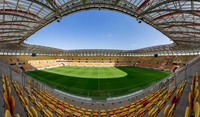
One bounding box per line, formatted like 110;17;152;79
31;53;37;57
154;54;158;58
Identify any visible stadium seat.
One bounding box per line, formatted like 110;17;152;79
2;83;7;92
164;104;170;117
10;96;15;115
43;109;53;117
4;110;11;117
128;112;136;117
47;104;55;112
167;104;175;117
41;99;48;105
30;106;38;117
119;112;127;117
148;108;155;117
136;104;143;110
29;95;36;103
73;112;82;117
137;108;144;117
35;101;44;111
194;102;199;117
55;109;64;117
110;115;117;117
3;92;10;111
188;92;193;108
151;108;158;117
64;108;72;115
184;107;190;117
21;96;29;107
82;115;90;117
157;101;165;110
17;89;23;97
24;87;31;95
193;89;199;104
15;114;20;117
26;106;33;117
85;111;92;116
146;103;153;111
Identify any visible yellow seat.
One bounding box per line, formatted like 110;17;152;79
64;108;72;115
85;111;91;116
137;108;144;117
15;114;20;117
151;108;158;117
188;92;193;108
184;107;190;117
73;112;82;117
146;103;153;111
81;108;86;111
35;102;43;111
110;115;117;117
2;84;7;92
47;104;55;112
122;107;129;112
24;87;31;95
129;108;136;113
128;112;136;117
164;104;170;117
167;104;175;117
195;82;198;89
194;102;199;117
160;100;165;110
43;109;53;117
26;107;33;117
70;107;76;112
4;110;12;117
29;95;36;103
193;89;199;104
55;109;64;117
148;108;155;117
24;96;29;105
41;99;48;105
30;106;38;117
82;115;90;117
136;104;142;110
100;110;106;113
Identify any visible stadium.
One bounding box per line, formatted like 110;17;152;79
0;0;200;117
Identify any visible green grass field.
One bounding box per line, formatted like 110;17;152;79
25;66;171;100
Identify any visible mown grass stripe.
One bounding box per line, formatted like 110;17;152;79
26;66;171;100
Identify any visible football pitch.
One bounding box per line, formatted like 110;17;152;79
25;66;171;100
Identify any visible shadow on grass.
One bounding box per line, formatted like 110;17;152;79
25;66;171;100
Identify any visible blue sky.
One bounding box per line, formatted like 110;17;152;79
26;10;172;50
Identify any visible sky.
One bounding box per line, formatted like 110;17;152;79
26;10;172;50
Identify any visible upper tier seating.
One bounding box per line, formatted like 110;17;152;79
0;55;197;71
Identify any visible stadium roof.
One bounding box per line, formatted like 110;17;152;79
1;0;200;55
